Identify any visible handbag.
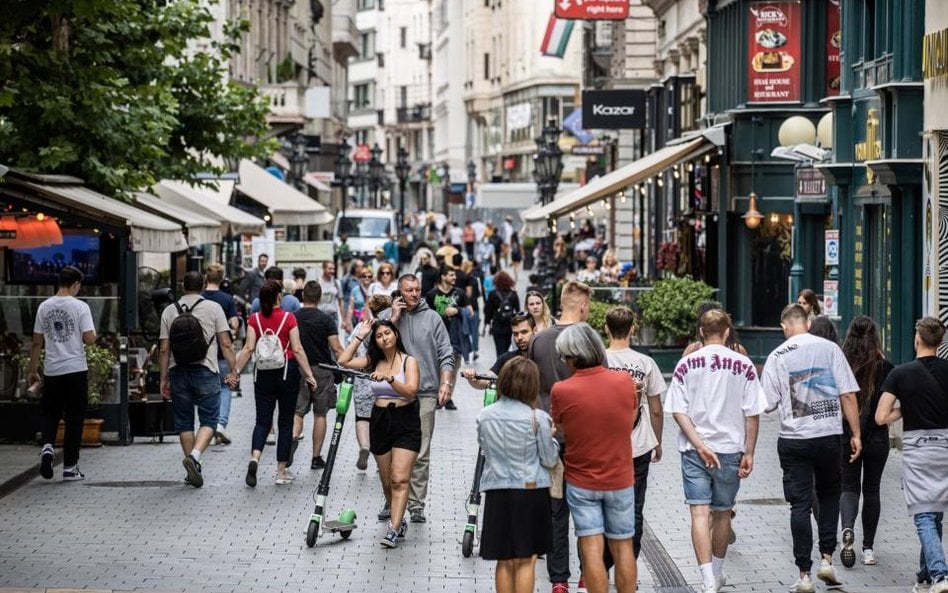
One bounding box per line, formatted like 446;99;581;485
532;409;564;499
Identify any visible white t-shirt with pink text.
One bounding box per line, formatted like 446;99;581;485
664;344;768;454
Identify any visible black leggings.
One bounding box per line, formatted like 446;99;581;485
491;328;512;355
840;434;889;549
251;362;299;463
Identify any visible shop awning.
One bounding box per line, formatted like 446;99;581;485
477;182;579;209
521;136;711;237
16;176;187;253
303;172;333;193
134;192;222;246
236;159;334;226
152;180;267;236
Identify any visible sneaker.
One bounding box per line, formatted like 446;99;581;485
215;424;231;445
245;459;258;488
287;438;299;468
40;446;54;480
551;583;569;593
816;560;843;588
380;527;399;548
356;448;370;471
932;578;948;593
576;578;587;593
913;582;932;593
410;508;427;523
715;572;728;590
397;518;408;539
62;465;85;481
378;502;391;521
311;456;325;469
183;455;203;488
790;574;815;593
444;399;457;410
861;548;876;565
840;527;856;568
275;471;295;485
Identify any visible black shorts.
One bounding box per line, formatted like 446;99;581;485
370;400;421;455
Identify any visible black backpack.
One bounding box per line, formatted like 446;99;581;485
169;299;213;365
496;290;516;323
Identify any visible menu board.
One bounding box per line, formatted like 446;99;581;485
826;0;841;96
747;1;802;103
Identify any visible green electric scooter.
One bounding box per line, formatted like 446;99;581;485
461;373;499;558
305;363;368;547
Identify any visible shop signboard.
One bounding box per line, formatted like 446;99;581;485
825;229;839;266
795;166;827;203
554;0;629;20
581;89;647;129
826;0;841;96
747;1;802;103
823;280;839;317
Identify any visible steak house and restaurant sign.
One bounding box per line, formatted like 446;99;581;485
747;1;802;103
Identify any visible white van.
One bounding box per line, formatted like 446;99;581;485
334;209;398;260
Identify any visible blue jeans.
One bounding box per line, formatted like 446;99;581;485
464;309;480;355
217;358;232;428
169;365;220;432
915;512;947;583
681;450;743;511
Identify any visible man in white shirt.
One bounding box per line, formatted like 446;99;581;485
604;306;666;559
29;266;97;481
317;261;343;329
665;309;767;593
761;304;862;593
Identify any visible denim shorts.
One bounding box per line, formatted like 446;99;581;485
680;449;743;511
169;365;220;432
565;483;636;539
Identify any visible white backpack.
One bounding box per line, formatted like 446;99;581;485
254;313;289;378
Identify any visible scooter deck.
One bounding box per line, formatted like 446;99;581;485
322;520;358;532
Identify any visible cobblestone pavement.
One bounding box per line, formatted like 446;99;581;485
0;326;928;593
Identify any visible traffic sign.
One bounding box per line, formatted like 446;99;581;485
554;0;630;20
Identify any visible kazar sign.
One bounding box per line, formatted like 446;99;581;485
555;0;629;20
582;89;647;129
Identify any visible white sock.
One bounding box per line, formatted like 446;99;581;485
712;555;725;576
189;448;202;462
63;464;76;472
699;563;715;587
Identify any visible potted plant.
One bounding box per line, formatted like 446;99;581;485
15;344;117;446
637;276;714;372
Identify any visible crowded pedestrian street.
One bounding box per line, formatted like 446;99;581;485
0;321;928;593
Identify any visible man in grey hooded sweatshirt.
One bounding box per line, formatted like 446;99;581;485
391;273;455;523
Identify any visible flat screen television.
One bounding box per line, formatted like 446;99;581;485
5;230;104;285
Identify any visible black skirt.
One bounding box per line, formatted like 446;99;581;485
479;488;552;560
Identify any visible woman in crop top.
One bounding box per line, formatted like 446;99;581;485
338;318;420;548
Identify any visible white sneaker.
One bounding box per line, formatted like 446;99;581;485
930;578;948;593
816;560;843;588
215;424;231;445
790;574;815;593
913;582;931;593
861;548;876;565
715;572;728;590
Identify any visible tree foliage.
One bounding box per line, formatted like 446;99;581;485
0;0;274;197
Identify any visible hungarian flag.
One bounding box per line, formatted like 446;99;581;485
540;13;574;58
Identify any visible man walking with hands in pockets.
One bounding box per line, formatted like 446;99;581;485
665;309;767;593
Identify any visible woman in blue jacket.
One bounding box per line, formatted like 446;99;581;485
477;357;560;593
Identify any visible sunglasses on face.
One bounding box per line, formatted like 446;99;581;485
362;274;373;279
380;270;392;275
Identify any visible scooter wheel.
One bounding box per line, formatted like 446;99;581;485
340;529;352;540
461;530;474;558
306;520;319;548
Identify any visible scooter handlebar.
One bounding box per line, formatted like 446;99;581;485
316;363;372;380
470;373;497;382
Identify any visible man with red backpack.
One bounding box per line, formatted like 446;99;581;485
159;271;237;488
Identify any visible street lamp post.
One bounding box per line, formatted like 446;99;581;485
354;158;369;207
531;117;564;295
438;161;450;213
395;145;411;229
368;142;384;209
288;131;308;190
334;136;352;219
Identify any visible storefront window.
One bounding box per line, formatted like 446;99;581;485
751;214;792;326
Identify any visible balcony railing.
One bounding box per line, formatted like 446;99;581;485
396;103;432;123
261;82;304;120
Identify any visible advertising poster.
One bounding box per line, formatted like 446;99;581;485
823;280;839;317
826;0;841;96
747;1;802;103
